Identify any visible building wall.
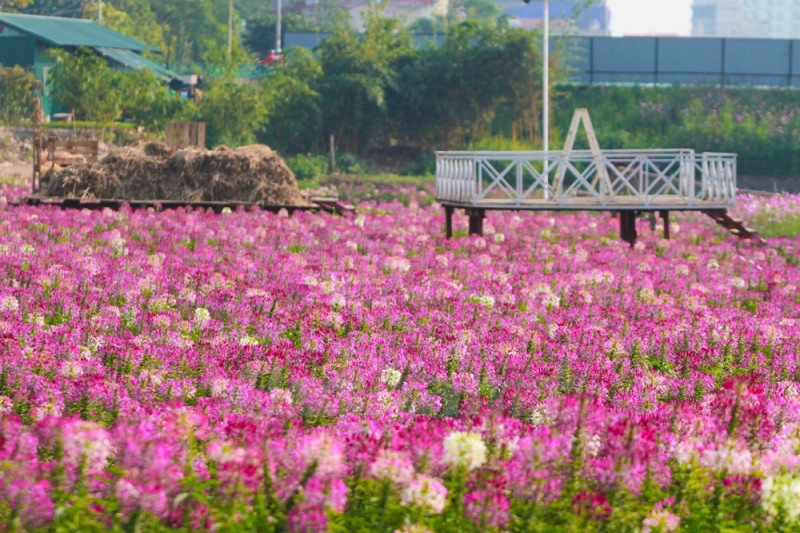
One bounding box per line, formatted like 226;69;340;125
693;0;800;39
0;35;60;117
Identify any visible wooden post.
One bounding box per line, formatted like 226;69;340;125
328;134;336;174
444;205;454;238
660;210;670;240
619;210;637;246
467;208;485;236
31;82;43;194
196;122;206;148
166;122;206;150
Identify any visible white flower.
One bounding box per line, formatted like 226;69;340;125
0;396;13;415
581;432;602;458
401;474;447;514
707;258;720;270
62;420;113;476
380;368;402;389
542;292;561;309
469;294;495;309
58;361;83;379
370;450;414;485
385;256;411;272
193;307;211;328
638;287;658;304
302;432;345;476
642;510;680;533
210;378;229;397
270;388;293;406
762;474;800;523
676;264;690;276
354;215;366;228
0;295;19;312
330;293;347;311
238;334;259;346
730;277;747;289
493;232;505;243
443;431;487;471
529;404;551;427
221;207;232;214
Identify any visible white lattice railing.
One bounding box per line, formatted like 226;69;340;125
436;149;737;208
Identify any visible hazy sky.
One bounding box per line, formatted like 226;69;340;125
605;0;693;36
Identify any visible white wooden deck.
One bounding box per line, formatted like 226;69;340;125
436;149;737;211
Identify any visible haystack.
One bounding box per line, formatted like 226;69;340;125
43;142;309;206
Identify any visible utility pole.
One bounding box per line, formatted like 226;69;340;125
228;0;233;56
98;0;102;24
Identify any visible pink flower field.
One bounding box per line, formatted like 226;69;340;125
0;184;799;532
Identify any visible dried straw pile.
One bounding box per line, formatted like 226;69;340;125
43;142;308;205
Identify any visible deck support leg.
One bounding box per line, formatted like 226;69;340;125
660;210;670;239
467;209;485;237
619;210;637;247
444;205;454;239
648;211;657;232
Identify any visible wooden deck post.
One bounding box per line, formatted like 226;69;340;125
444;205;454;238
467;208;485;236
660;210;670;239
619;210;637;246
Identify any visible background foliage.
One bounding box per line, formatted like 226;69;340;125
3;1;800;178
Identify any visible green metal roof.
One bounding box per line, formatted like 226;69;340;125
95;47;178;82
0;13;154;51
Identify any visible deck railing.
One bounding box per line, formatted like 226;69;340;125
436;149;737;208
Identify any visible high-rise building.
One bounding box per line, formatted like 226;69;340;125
692;0;800;39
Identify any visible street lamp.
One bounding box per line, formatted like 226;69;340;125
523;0;549;154
98;0;102;24
543;0;548;155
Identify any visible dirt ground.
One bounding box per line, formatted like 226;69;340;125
0;161;30;187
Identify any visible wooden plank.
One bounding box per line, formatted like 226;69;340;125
47;139;99;167
439;195;731;211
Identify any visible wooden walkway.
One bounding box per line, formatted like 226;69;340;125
12;196;355;216
435;148;762;245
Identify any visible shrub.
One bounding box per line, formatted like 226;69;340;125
286;153;329;180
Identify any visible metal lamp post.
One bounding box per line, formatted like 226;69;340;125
276;0;282;52
543;0;549;155
98;0;102;24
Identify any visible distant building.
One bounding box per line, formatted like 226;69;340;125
342;0;435;32
501;0;610;35
0;13;180;117
692;0;800;39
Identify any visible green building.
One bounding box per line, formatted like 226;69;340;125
0;13;179;117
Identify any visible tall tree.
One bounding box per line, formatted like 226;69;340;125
389;19;545;148
149;0;232;68
18;0;82;16
46;48;123;126
0;0;34;9
87;0;168;55
257;47;323;153
0;65;35;124
316;5;413;153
